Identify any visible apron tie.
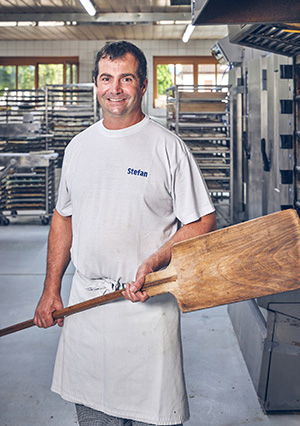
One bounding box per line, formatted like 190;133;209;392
76;270;126;293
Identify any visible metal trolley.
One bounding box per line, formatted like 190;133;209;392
166;84;233;227
0;151;58;225
0;84;99;224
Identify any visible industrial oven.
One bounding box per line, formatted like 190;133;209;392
225;28;300;412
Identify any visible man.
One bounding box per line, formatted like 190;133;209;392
34;41;216;426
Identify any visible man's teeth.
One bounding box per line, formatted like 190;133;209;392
109;98;125;102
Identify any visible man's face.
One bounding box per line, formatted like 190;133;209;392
95;53;147;125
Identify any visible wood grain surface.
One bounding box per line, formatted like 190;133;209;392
1;209;300;336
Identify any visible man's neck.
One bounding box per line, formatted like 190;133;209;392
102;112;145;130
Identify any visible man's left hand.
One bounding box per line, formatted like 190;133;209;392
122;262;151;303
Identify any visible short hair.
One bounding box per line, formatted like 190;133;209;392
93;41;147;87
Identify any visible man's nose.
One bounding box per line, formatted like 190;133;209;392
111;78;122;94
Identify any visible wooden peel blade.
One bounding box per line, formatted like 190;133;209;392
167;208;300;312
1;209;300;337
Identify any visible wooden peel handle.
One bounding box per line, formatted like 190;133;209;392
0;319;36;337
0;266;178;337
0;289;123;337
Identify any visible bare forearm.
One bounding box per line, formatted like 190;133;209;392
44;209;72;295
34;210;72;328
145;212;217;272
123;212;216;302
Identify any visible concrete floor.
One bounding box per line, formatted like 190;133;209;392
1;217;300;426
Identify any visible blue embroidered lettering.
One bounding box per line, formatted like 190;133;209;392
127;167;148;177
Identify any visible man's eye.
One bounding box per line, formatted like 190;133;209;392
123;77;133;83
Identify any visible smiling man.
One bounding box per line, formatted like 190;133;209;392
34;41;216;426
94;50;147;129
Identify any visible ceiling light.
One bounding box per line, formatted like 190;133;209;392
78;0;96;16
17;21;36;27
38;21;65;26
0;22;17;27
175;20;191;25
182;24;195;43
66;21;78;26
157;20;174;25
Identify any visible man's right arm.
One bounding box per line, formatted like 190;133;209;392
34;209;72;329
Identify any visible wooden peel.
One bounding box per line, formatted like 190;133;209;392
1;209;300;337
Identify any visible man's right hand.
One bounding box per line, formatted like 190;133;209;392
34;290;64;328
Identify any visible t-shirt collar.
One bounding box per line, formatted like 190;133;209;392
98;115;149;138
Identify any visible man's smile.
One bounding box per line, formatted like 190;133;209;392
107;98;127;102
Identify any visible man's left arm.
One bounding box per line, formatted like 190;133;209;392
122;211;216;303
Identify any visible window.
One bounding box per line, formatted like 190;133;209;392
38;64;64;87
0;65;16;90
216;64;229;85
176;64;194;85
66;63;78;85
153;56;228;108
197;64;216;87
18;65;35;90
0;57;79;90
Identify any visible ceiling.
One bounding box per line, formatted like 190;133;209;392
0;0;228;41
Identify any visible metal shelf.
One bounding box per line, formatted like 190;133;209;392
45;84;99;165
166;84;233;226
0;85;99;224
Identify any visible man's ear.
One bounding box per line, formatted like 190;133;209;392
141;78;148;93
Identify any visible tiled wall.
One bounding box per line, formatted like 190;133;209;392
0;39;218;118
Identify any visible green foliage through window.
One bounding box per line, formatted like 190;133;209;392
38;64;64;87
0;58;79;90
0;66;16;90
18;65;35;90
157;65;173;96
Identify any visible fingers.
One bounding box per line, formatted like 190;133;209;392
33;295;64;328
34;313;64;328
56;318;64;327
33;311;55;328
122;281;149;303
34;305;57;328
34;313;64;329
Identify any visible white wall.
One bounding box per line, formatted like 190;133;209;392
0;39;218;118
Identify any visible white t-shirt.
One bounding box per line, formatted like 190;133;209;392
51;116;214;425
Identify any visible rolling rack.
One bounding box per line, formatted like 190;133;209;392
166;84;233;227
0;89;56;224
45;84;98;166
0;151;58;225
0;84;99;224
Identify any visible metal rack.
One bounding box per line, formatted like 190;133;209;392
166;84;233;226
45;84;98;166
0;89;54;224
0;152;58;225
0;85;99;224
0;89;46;127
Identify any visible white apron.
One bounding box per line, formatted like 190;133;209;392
52;116;215;424
51;271;190;425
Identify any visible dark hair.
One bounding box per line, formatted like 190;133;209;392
93;41;147;87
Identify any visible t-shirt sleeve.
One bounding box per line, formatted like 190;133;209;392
56;153;72;217
172;150;215;225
